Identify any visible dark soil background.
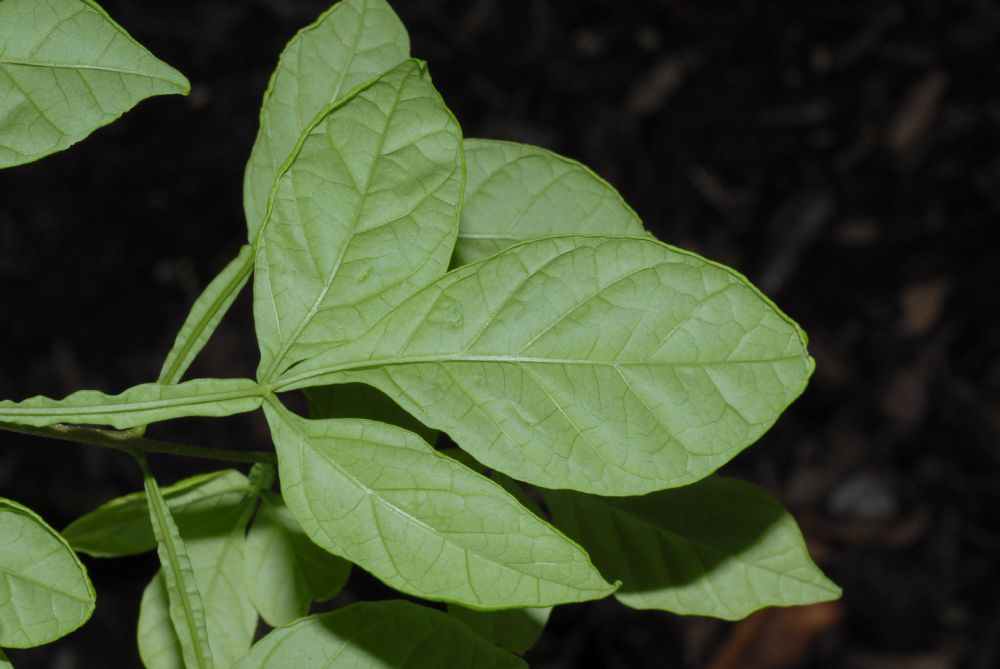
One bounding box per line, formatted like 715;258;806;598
2;1;999;667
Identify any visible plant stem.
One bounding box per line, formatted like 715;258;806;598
0;420;275;465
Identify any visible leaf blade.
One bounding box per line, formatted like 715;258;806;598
447;605;551;656
0;0;189;168
0;498;95;648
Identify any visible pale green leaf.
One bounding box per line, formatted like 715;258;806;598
243;0;410;239
305;383;438;444
277;235;814;496
447;604;551;656
455;139;644;265
139;458;214;669
158;246;254;385
233;600;525;669
63;469;254;558
254;58;464;381
264;402;614;609
0;0;189;168
0;498;94;648
244;492;351;627
544;476;842;620
0;648;11;668
137;574;182;669
138;467;259;669
0;378;262;429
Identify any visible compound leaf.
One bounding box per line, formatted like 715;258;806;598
243;492;351;627
0;498;94;648
0;378;262;429
254;58;463;382
243;0;410;239
264;402;614;609
455;139;644;265
0;0;189;168
447;605;551;656
233;600;525;669
157;245;254;385
277;235;814;496
64;469;254;558
543;476;842;620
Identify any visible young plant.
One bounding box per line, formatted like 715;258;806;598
0;0;841;666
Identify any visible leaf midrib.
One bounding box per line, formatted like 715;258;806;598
0;58;181;83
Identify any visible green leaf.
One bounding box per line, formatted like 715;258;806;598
0;378;262;429
138;458;214;669
0;0;189;168
63;469;254;558
264;401;615;609
233;600;526;669
455;139;644;265
0;649;11;668
276;235;814;496
137;573;182;669
305;383;438;444
254;58;464;382
243;0;410;239
447;604;551;656
158;246;254;385
244;492;351;627
138;467;259;669
0;498;95;648
543;476;842;620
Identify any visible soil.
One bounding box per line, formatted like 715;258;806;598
2;1;998;667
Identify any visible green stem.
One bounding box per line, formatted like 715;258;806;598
0;421;275;465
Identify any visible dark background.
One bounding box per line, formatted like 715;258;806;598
2;1;999;667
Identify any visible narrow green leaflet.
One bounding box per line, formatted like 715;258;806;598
447;605;551;656
243;0;410;238
0;378;262;429
264;402;614;609
306;383;438;444
138;458;214;669
243;492;351;627
233;600;525;669
277;235;814;496
0;0;189;168
0;498;94;648
138;469;259;669
454;139;645;265
63;470;254;558
254;58;463;381
158;245;254;385
544;476;842;620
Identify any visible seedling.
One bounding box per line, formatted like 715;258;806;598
0;0;840;666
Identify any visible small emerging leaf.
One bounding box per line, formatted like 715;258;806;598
0;498;95;648
254;58;464;381
278;235;814;496
264;402;615;609
447;604;551;656
243;0;410;238
233;600;525;669
63;469;253;558
243;493;351;627
454;139;644;265
544;476;842;620
0;378;263;429
0;0;189;168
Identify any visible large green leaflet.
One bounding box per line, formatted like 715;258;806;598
243;492;351;627
254;58;463;381
63;470;254;558
0;498;94;648
243;0;410;239
0;378;262;429
264;402;614;608
454;139;645;265
233;600;525;669
447;605;551;656
138;469;258;669
276;235;814;495
544;476;842;620
0;0;189;168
